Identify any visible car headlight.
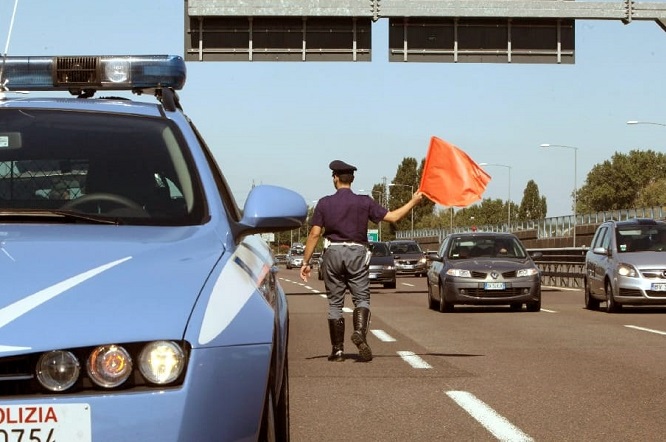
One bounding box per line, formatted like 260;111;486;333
446;268;472;277
87;345;133;388
418;257;426;264
617;263;639;278
139;341;185;385
36;350;80;392
517;268;539;277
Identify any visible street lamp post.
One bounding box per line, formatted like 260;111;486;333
389;183;414;239
479;162;512;228
540;143;579;247
626;120;666;127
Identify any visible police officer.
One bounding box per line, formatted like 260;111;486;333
300;160;423;362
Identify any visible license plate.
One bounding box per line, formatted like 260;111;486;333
652;283;666;291
0;404;91;442
484;282;505;290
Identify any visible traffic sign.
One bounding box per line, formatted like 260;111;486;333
367;229;379;242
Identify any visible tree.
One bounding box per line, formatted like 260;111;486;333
577;149;666;212
518;180;547;221
634;177;666;208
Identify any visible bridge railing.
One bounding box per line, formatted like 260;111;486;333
396;206;666;242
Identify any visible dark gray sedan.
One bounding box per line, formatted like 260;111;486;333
426;232;541;312
368;241;397;289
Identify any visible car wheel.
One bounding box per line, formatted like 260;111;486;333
384;280;397;289
604;281;622;313
427;282;438;310
274;359;290;441
510;303;522;311
259;357;289;442
584;278;600;310
438;284;454;313
526;299;541;312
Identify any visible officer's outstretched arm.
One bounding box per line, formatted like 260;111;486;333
384;191;423;223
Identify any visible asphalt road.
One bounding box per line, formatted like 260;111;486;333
279;267;666;442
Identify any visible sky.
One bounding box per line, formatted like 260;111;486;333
1;0;665;218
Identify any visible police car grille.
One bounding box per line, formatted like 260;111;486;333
0;355;36;396
55;56;100;85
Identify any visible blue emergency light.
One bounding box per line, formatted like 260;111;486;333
0;55;186;93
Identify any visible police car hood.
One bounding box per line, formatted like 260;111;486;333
0;225;223;352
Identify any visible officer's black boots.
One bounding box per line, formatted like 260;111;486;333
327;318;345;362
351;307;373;362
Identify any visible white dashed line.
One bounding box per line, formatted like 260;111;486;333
625;325;666;336
446;391;533;442
397;350;432;369
401;282;416;287
371;329;396;342
540;308;557;313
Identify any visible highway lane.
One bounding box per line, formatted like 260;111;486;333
280;267;666;441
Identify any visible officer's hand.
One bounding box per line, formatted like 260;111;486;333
300;264;311;282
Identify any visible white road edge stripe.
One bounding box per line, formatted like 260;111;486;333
397;350;432;369
446;391;534;442
371;329;396;342
625;325;666;336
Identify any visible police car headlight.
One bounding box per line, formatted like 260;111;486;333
138;341;184;385
36;350;80;392
87;345;133;388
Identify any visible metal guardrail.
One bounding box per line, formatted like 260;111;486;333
530;248;586;289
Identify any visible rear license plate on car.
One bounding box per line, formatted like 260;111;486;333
484;282;505;290
652;283;666;291
0;404;91;442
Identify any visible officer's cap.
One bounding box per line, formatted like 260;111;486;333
329;160;357;175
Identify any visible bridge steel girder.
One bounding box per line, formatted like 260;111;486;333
188;0;666;24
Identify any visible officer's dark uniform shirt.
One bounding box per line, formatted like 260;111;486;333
311;188;388;243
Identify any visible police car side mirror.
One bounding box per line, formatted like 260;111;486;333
237;185;307;237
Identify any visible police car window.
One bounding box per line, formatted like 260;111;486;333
0;109;205;226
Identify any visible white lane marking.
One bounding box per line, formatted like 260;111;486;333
625;325;666;336
319;294;327;299
540;308;557;313
397;350;432;369
401;282;416;287
0;257;131;331
342;307;353;313
371;329;396;342
446;391;534;442
542;285;578;292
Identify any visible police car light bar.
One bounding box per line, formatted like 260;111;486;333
0;55;186;92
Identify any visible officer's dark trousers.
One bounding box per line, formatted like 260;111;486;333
321;244;370;319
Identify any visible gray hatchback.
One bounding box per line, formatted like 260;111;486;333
426;232;541;312
584;218;666;312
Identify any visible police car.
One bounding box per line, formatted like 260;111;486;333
0;55;306;441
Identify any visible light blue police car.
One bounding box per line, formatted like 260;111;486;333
0;55;306;441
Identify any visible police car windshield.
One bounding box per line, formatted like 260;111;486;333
0;109;205;226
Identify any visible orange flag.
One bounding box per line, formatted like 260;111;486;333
419;136;491;207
